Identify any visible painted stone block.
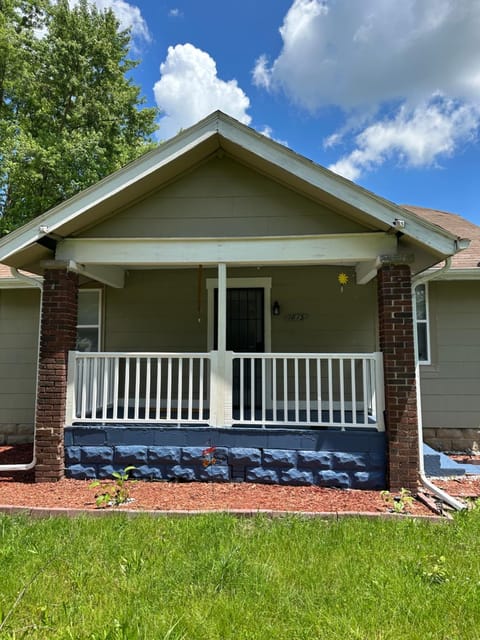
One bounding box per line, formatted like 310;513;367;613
65;446;81;465
67;464;96;480
227;447;262;466
246;467;279;484
332;452;368;470
280;468;314;486
132;465;164;480
166;465;196;481
263;449;297;467
297;450;332;469
148;447;181;464
199;465;230;481
114;446;148;465
353;471;385;490
317;470;351;489
81;446;113;465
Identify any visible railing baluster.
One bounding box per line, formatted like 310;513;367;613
199;358;204;420
328;358;333;425
250;357;255;421
102;357;109;420
351;358;357;425
166;357;172;420
272;358;277;422
123;358;130;419
188;358;193;421
133;357;140;420
261;357;266;424
294;358;299;423
145;357;151;420
339;358;345;428
177;358;183;421
362;358;368;426
283;358;288;423
239;358;244;421
316;358;321;424
305;358;310;423
156;358;162;420
112;358;119;420
91;357;98;420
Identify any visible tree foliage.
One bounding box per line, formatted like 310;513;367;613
0;0;158;234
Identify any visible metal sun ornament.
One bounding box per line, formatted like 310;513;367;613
338;272;349;293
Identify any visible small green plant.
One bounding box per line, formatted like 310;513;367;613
90;466;136;508
381;488;414;513
419;554;450;584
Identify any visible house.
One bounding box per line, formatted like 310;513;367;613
0;111;469;491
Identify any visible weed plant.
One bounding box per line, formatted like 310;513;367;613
0;510;479;638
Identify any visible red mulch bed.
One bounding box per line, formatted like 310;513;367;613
1;444;477;516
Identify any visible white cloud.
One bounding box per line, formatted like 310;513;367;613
68;0;150;42
254;0;480;110
254;0;480;178
154;43;251;140
329;97;480;181
168;8;183;18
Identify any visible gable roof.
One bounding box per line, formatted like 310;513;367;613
403;206;480;273
0;111;463;272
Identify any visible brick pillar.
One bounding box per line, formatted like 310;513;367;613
377;263;419;493
35;268;78;482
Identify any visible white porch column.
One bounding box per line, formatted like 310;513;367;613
217;262;227;353
209;263;233;427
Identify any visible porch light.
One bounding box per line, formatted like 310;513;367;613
272;301;280;316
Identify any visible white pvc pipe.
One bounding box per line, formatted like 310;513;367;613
412;259;466;511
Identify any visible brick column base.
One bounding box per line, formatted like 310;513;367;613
35;268;78;482
377;263;419;492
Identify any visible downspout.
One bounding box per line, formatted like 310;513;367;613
412;258;466;511
0;268;43;472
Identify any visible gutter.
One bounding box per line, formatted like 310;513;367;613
412;258;466;511
0;268;43;473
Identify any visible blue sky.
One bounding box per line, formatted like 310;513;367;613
88;0;480;223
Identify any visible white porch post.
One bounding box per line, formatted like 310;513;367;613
209;263;233;427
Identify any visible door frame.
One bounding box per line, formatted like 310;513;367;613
206;277;272;352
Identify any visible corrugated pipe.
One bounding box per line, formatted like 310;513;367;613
412;258;466;511
0;268;43;472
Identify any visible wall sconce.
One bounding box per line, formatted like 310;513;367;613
272;300;280;316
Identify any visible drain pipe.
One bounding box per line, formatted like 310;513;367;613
0;268;43;472
412;258;466;511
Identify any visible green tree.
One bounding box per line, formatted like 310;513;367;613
0;0;158;234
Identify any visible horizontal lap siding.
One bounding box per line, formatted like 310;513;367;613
420;281;480;428
0;289;40;430
104;266;377;354
79;157;366;239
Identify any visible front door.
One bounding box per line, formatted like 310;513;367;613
214;288;265;412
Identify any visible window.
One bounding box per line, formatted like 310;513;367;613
76;289;101;352
414;283;430;363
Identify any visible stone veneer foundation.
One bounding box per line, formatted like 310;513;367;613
65;426;386;489
423;428;480;453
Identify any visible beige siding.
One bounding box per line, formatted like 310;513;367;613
104;266;377;354
81;157;368;239
420;280;480;429
0;289;40;436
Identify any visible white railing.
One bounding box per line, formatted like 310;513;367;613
67;352;212;424
66;351;384;430
232;352;384;430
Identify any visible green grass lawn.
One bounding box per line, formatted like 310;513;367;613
0;509;479;639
